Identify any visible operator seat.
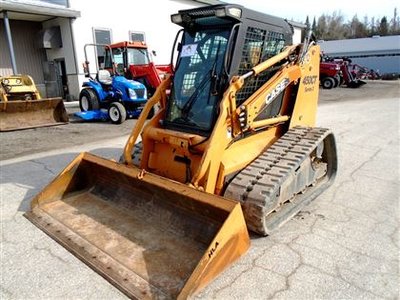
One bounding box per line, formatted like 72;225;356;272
98;70;113;85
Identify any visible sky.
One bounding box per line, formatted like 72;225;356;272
226;0;399;23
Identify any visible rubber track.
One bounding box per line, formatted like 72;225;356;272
119;142;142;166
131;142;143;166
224;126;332;235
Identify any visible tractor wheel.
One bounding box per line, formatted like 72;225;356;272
322;77;335;89
147;106;155;119
147;103;161;119
79;89;100;111
108;102;127;124
333;75;340;88
119;141;142;166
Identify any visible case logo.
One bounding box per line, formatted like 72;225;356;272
265;78;289;105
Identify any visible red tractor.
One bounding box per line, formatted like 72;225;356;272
333;58;366;88
105;41;172;96
320;60;341;89
320;55;368;89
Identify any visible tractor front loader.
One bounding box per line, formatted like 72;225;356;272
25;4;337;299
0;74;68;131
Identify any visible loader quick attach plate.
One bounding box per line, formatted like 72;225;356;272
0;98;68;131
25;152;250;299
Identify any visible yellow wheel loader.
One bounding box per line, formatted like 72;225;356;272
25;4;337;299
0;74;68;131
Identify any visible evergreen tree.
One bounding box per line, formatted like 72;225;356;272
302;16;311;41
379;16;389;35
305;16;310;30
312;17;317;34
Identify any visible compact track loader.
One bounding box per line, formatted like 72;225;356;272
0;74;68;131
25;4;337;299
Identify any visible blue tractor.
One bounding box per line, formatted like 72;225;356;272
76;44;148;124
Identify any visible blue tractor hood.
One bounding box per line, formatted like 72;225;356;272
111;75;147;101
113;76;145;89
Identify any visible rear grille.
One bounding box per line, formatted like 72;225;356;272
236;27;286;104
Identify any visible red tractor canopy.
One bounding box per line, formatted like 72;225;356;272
105;41;172;96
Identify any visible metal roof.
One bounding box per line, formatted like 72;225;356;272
319;35;400;56
287;20;306;29
0;0;81;21
193;0;223;5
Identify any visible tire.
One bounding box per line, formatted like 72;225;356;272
147;103;161;119
119;141;142;166
108;102;127;124
79;89;100;111
339;75;345;86
147;106;155;119
321;77;335;89
333;75;340;88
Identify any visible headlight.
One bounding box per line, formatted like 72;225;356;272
227;7;242;18
128;88;137;99
215;8;226;17
171;14;183;24
3;79;9;84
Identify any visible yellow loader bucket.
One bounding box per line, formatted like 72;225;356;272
25;152;250;299
0;98;68;131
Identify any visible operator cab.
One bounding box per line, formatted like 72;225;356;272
164;4;293;136
104;42;152;77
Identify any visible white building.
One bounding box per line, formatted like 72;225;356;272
1;0;303;100
287;20;306;45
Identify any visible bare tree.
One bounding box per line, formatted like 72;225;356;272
315;12;346;40
370;16;377;35
327;11;347;39
315;14;327;39
313;9;397;40
348;15;368;38
390;8;399;34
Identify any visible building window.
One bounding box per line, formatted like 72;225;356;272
129;31;146;43
93;28;112;69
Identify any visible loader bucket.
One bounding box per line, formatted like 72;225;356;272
25;152;250;299
0;98;68;131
